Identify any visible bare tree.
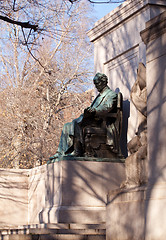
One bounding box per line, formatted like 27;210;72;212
0;0;125;36
0;1;94;168
0;0;125;70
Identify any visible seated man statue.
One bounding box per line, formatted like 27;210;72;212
49;72;122;162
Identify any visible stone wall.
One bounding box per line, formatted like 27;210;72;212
0;168;29;226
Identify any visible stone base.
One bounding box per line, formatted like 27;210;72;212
32;159;125;224
57;206;106;223
35;206;106;224
0;158;125;227
107;187;145;240
54;156;125;163
106;182;166;240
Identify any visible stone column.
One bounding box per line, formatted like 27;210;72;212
140;10;166;239
141;11;166;185
106;11;166;240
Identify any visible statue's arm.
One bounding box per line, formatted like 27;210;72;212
83;92;117;117
95;95;117;116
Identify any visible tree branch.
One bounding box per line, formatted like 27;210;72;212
0;15;38;31
88;0;124;3
69;0;124;3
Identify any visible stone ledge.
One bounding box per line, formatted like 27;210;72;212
107;182;166;203
107;186;146;204
53;156;125;163
141;10;166;44
88;0;166;42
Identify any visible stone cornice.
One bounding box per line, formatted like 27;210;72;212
87;0;166;42
141;10;166;44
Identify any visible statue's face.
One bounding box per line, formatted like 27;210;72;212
93;77;106;92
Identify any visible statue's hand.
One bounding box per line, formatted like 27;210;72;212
84;107;96;116
88;107;96;113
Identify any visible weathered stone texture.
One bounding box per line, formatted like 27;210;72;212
0;160;125;227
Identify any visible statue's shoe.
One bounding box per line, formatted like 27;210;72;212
47;159;52;164
49;153;59;160
67;150;81;157
47;152;63;164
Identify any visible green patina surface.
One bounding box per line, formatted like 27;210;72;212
52;156;125;163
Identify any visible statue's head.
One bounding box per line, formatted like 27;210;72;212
93;73;108;92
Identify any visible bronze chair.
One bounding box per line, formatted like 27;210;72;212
82;92;123;158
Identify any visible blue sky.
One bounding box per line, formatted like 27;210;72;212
92;2;122;21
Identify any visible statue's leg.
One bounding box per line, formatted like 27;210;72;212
49;122;74;162
48;115;84;163
73;120;83;156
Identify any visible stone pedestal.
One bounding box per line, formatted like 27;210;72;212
29;159;125;224
0;159;125;227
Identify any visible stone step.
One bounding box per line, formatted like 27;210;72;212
1;234;106;240
34;234;105;240
0;223;106;240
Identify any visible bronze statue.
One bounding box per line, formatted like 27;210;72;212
48;73;123;163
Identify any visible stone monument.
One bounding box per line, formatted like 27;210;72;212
0;74;126;229
2;2;166;239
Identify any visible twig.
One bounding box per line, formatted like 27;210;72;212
13;0;16;10
21;27;51;74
